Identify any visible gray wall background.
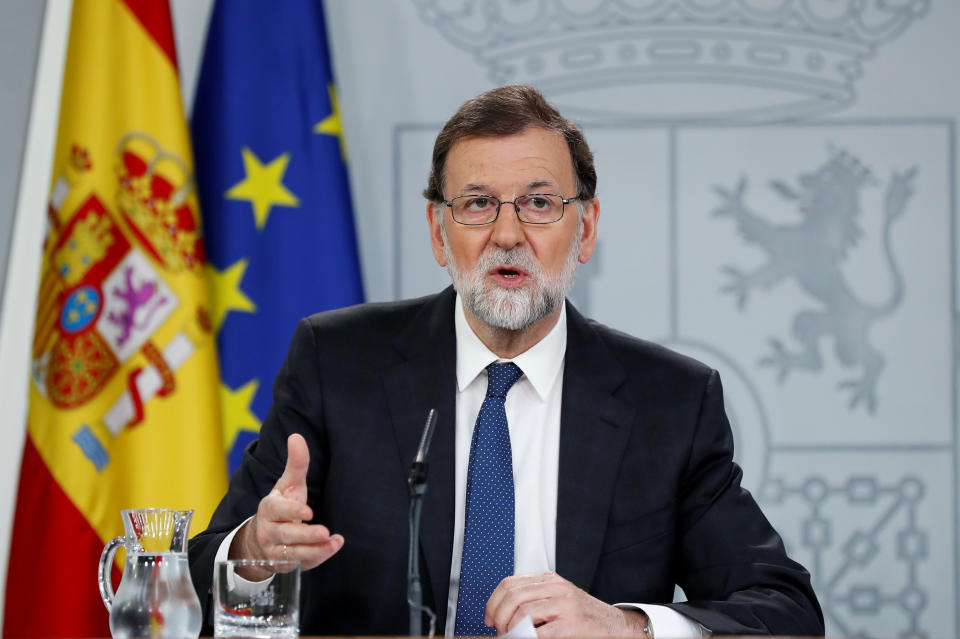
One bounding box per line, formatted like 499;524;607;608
1;1;956;636
327;2;959;636
0;0;45;312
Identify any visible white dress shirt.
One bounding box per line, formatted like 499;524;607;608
445;293;566;634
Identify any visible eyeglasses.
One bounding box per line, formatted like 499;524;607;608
443;193;578;226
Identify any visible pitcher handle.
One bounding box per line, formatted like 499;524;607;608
98;536;124;611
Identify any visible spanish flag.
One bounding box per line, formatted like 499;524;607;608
3;2;226;636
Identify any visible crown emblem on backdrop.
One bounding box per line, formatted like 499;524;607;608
413;0;929;123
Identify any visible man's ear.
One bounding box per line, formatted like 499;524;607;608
578;197;600;264
427;201;447;266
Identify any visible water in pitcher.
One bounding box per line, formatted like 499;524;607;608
109;553;201;639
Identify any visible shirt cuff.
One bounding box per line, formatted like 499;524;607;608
214;516;274;594
214;517;251;563
615;603;710;639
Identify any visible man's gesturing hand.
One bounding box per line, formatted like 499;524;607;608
485;572;651;637
230;434;344;577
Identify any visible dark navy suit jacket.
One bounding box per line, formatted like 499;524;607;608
188;287;823;636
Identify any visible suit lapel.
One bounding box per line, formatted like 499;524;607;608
556;303;635;590
383;288;458;627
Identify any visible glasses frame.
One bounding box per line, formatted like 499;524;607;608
443;193;579;226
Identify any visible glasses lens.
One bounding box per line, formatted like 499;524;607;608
451;195;499;225
516;194;563;223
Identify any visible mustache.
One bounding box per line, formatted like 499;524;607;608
475;246;543;276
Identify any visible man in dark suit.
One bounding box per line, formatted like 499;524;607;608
189;85;823;637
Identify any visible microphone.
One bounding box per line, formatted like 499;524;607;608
408;409;438;637
410;408;437;486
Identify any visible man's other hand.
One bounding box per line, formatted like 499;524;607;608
229;433;344;579
485;571;651;637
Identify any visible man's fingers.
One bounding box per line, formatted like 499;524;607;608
506;598;560;635
237;435;344;572
293;534;345;570
486;572;567;631
259;493;313;523
489;574;640;638
274;433;311;499
266;521;334;547
490;581;568;634
267;534;345;571
263;530;340;557
486;572;554;616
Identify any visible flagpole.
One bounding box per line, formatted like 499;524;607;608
0;0;72;623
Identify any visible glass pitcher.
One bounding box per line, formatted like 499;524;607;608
98;508;202;639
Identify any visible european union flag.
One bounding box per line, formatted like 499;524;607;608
192;0;364;472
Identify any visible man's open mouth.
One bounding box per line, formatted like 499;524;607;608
488;265;531;286
498;268;521;279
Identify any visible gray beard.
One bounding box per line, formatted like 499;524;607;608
443;224;581;332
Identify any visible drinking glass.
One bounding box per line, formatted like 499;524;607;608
213;559;300;638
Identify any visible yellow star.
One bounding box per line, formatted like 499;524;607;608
205;258;256;333
220;379;261;454
225;148;300;230
313;83;348;161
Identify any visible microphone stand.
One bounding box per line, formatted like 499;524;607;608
408;409;438;637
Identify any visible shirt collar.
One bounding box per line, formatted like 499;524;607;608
454;293;567;400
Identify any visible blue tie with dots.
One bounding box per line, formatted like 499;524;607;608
455;362;524;636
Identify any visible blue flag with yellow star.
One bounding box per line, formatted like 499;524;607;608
192;0;364;472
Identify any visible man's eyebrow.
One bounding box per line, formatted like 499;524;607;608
459;183;492;194
525;179;557;191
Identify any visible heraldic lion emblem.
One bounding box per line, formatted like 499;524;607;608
713;147;916;414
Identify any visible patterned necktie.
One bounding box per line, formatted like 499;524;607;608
455;362;524;636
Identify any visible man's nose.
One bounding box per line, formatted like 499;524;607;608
489;203;525;249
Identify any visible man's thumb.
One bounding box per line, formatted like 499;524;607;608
275;433;310;498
